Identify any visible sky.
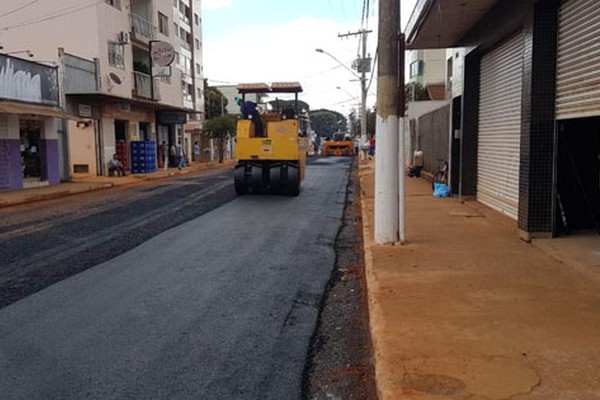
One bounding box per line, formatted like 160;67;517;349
201;0;417;115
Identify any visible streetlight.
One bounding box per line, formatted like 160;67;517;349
336;86;357;100
315;48;368;147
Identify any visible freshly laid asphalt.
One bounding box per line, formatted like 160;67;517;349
0;157;352;400
0;161;600;400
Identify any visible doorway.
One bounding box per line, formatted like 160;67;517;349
450;96;462;195
556;117;600;234
114;120;129;170
20;120;44;185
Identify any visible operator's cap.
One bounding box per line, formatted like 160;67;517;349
234;97;242;105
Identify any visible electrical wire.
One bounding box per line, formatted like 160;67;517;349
2;0;103;32
0;0;40;19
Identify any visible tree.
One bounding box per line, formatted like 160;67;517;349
203;115;236;163
309;109;347;138
204;80;228;119
267;99;310;113
349;106;376;139
405;82;430;101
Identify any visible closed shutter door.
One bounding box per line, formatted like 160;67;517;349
556;0;600;119
478;34;523;220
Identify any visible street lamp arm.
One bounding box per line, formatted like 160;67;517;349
315;48;360;80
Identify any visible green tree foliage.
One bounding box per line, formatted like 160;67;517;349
309;109;347;138
348;107;377;140
267;99;310;113
203;115;236;163
204;80;229;119
405;82;430;101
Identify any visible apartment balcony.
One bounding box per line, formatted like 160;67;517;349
132;71;160;101
183;95;194;110
130;13;157;44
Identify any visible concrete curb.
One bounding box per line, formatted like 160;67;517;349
357;161;389;400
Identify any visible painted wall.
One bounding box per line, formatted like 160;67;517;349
0;0;99;65
0;114;22;191
68;121;97;176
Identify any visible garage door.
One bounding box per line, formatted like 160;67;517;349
556;0;600;119
478;34;523;220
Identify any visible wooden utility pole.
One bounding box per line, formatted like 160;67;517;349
374;0;400;244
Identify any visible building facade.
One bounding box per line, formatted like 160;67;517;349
407;0;600;239
0;0;203;179
0;54;74;192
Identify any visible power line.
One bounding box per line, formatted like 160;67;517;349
0;0;40;19
2;0;102;32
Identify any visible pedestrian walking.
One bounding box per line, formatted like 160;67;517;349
176;141;186;170
193;141;200;162
160;141;169;170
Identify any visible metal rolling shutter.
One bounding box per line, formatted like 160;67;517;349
477;34;523;220
556;0;600;119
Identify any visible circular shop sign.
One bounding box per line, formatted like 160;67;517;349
151;41;175;67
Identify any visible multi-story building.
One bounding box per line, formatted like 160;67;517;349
406;49;447;101
172;0;205;160
0;0;203;178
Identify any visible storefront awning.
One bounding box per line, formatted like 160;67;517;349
0;101;78;120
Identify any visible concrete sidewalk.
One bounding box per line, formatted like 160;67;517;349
359;160;600;399
0;160;234;208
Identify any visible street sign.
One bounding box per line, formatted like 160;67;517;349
150;41;175;67
152;66;171;77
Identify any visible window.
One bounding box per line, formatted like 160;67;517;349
173;23;178;37
195;63;200;74
195;38;200;50
105;0;121;9
197;87;202;98
194;13;199;25
158;12;169;35
174;51;180;65
410;60;424;78
108;42;125;69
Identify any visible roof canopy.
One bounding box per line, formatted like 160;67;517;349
405;0;500;49
237;82;303;94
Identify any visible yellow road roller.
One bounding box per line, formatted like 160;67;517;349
234;82;309;196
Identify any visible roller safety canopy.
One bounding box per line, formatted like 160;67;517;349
237;82;303;94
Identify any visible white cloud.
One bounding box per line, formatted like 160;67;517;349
202;0;233;11
203;16;378;115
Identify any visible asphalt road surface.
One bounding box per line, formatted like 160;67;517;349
0;157;353;400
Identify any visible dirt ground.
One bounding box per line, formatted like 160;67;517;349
360;160;600;399
304;160;377;400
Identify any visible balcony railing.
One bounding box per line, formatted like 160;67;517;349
130;13;156;42
133;71;160;100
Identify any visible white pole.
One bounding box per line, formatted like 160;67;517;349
399;116;406;243
375;113;400;243
374;0;400;244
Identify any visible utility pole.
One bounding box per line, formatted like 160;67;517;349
375;0;400;244
339;29;372;145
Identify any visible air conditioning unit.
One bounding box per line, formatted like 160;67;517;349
118;31;130;44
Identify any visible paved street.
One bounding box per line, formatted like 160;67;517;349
0;157;356;399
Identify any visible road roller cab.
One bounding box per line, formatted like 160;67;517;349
234;82;309;196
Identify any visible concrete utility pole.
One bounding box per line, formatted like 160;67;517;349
339;29;372;145
375;0;401;244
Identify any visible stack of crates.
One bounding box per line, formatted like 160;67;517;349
115;140;128;170
131;141;157;174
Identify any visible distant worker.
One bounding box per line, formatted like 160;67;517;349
176;141;186;170
369;135;376;158
235;97;264;137
354;137;360;156
108;154;126;177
